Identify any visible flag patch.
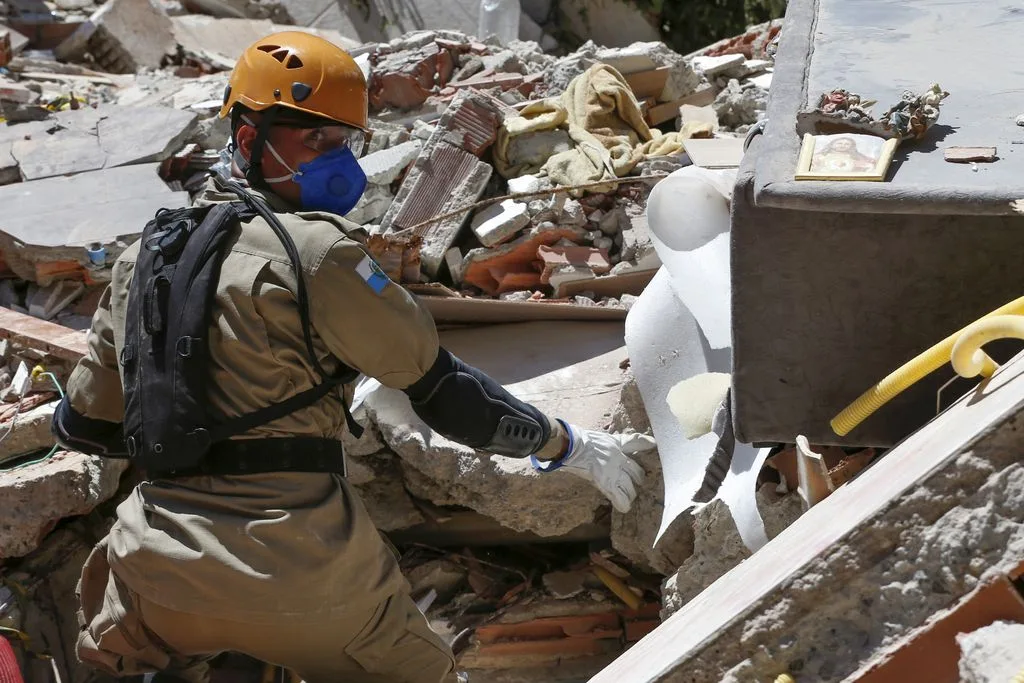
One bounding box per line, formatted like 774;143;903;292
355;254;390;294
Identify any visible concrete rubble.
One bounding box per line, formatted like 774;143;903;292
0;6;831;682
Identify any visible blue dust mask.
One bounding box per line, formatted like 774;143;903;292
260;136;368;217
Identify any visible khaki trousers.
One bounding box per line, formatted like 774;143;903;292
75;539;458;683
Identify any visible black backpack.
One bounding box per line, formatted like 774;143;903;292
120;178;361;479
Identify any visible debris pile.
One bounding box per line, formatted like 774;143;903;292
0;5;774;322
0;5;782;681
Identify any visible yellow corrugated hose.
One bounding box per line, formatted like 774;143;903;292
831;296;1024;436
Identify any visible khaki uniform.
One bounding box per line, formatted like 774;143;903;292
68;180;458;682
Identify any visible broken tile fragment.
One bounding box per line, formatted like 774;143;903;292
471;199;530;247
944;146;998;163
380;89;509;277
386;144;492;277
538;245;611;284
462;223;585;295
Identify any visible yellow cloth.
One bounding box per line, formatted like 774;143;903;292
494;64;696;188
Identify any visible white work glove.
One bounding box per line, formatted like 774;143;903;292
531;421;654;513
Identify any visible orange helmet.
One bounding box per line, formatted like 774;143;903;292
219;31;368;131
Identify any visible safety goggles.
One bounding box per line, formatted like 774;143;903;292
278;122;366;158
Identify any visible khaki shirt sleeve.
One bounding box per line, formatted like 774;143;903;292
65;284;124;422
309;239;439;390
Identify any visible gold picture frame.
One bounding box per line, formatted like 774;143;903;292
794;132;899;181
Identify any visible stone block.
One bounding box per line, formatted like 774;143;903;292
470;198;530;247
0;400;58;465
1;451;128;558
358;139;421;185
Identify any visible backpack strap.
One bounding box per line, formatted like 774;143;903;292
195;179;364;446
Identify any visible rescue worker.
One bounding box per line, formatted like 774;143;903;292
52;31;655;683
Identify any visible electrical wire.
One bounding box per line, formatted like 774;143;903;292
0;367;65;471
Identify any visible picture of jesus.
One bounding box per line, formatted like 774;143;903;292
795;133;898;181
810;136;879;173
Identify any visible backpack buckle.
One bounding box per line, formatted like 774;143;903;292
176;336;194;357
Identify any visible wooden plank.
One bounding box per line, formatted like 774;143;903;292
646;85;722;126
0;305;87;361
559;268;657;299
419;295;627;324
624;67;670;99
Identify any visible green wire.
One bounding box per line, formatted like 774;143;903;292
2;371;64;471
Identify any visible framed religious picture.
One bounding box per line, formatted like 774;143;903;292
794;132;899;181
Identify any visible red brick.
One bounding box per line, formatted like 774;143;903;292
538;245;611;284
450;73;524;92
448;96;501;156
463;226;581;295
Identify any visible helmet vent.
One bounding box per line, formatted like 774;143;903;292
256;45;304;69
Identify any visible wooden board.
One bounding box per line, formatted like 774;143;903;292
558;268;657;299
419;295;627;324
0;305;87;361
682;137;746;169
625;67;670;99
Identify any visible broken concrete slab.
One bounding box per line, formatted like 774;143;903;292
98;105;198;167
170;14;359;67
12;133;108;180
363;321;631;537
1;450;129;559
346;183;395;226
592;350;1024;683
56;0;176;73
9;105;198;181
0;162;188;262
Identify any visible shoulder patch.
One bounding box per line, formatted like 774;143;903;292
355;254;390;294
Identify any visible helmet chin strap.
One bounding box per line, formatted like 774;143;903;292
241;108;281;191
